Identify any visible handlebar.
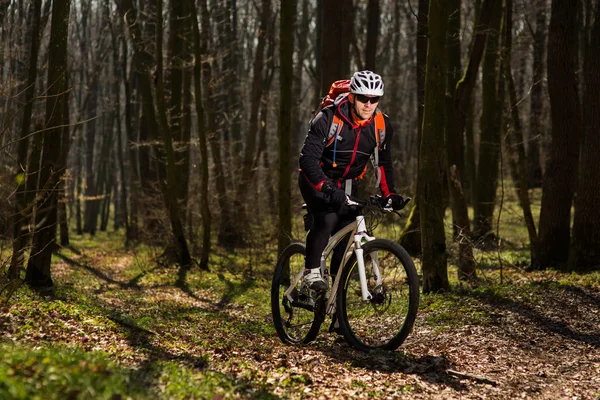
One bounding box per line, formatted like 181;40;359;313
345;194;411;213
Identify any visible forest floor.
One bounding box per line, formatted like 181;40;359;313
1;227;600;399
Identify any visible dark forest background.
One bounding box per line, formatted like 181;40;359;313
1;0;599;292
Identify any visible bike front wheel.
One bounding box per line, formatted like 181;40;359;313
337;239;420;351
271;243;323;344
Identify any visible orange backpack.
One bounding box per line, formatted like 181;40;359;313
311;80;351;121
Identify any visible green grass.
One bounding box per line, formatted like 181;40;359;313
0;344;139;400
0;343;250;400
1;272;279;399
419;291;492;328
0;225;288;399
1;189;600;398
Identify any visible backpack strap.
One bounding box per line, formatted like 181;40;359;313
328;114;344;168
372;111;386;187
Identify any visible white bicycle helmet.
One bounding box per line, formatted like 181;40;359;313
349;70;384;96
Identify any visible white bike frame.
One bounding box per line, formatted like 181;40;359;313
283;201;384;316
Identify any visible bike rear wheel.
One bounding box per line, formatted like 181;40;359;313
337;239;420;351
271;243;324;344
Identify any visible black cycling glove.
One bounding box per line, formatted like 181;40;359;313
321;181;347;207
385;193;405;210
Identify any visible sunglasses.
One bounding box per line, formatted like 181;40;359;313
354;94;381;104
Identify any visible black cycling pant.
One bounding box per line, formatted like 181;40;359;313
299;173;358;276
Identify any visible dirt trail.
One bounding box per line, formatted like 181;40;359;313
11;248;600;399
205;285;600;399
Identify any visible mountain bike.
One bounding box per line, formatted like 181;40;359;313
271;194;420;351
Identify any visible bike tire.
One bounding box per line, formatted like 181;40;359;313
271;242;324;344
337;239;420;351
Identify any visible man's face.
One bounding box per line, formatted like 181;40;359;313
351;94;380;120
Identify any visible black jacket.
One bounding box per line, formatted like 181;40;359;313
299;96;396;196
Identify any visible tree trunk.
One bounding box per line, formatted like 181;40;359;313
100;172;113;232
122;36;139;243
9;0;42;278
83;81;99;235
154;0;191;267
109;15;129;238
94;112;114;233
189;0;211;271
58;187;69;246
502;0;540;267
461;0;497;207
75;126;83;235
180;65;192;220
445;0;476;280
278;0;296;255
536;0;581;269
364;0;379;71
292;0;309;152
400;0;428;257
58;71;71;246
26;0;71;289
527;1;547;189
568;2;600;272
419;0;449;293
167;0;189;207
314;0;323;99
580;0;592;87
81;0;105;236
446;0;462;241
0;1;9;23
137;0;162;241
227;0;242;163
321;0;353;96
464;96;476;206
74;2;88;237
197;0;238;248
391;2;410;183
473;0;503;242
257;30;277;212
445;0;497;277
211;0;239;182
232;0;271;235
116;0;191;267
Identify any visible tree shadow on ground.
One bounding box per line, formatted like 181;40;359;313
22;288;203;394
87;291;278;398
41;275;277;398
58;241;261;308
317;344;471;392
214;274;256;309
56;252;133;289
62;245;81;255
56;251;162;291
559;282;600;308
174;260;257;309
26;246;283;397
175;262;197;300
460;282;600;348
57;249;258;317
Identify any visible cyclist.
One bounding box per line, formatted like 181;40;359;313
298;70;405;292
